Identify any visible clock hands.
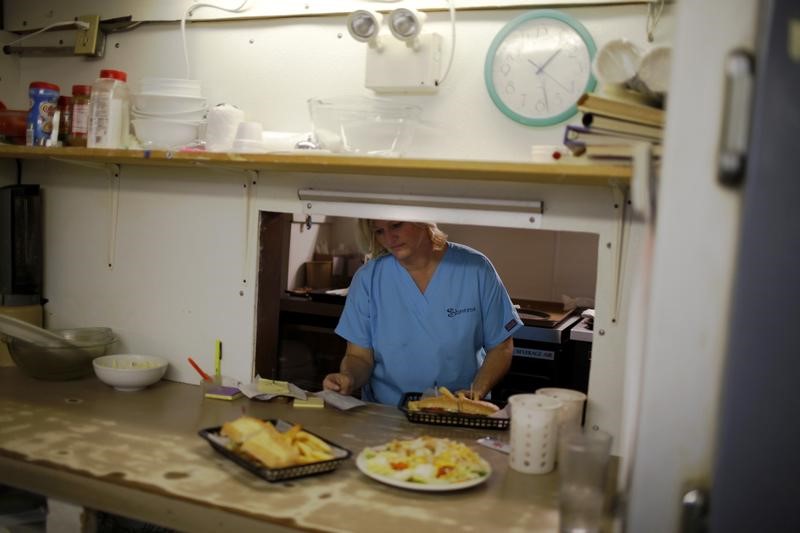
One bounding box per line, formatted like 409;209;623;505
526;58;570;93
535;48;562;74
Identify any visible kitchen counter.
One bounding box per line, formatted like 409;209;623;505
0;367;571;532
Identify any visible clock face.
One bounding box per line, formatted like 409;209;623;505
485;10;597;126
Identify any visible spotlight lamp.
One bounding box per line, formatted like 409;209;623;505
347;9;384;47
388;8;427;47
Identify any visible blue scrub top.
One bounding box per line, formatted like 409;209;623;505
335;242;523;406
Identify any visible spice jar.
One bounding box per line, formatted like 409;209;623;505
26;81;60;146
87;69;130;149
68;85;91;147
57;96;73;145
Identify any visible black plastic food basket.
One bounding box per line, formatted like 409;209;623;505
198;419;351;482
399;393;509;431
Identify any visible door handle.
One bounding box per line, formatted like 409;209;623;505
718;50;755;187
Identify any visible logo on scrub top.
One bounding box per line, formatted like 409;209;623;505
447;307;476;318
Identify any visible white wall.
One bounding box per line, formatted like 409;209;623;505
0;3;675;453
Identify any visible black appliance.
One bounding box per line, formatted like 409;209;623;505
0;184;43;306
492;300;591;404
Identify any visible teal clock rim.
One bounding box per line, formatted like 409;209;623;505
484;9;598;127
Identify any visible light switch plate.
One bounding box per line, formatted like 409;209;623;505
365;33;442;94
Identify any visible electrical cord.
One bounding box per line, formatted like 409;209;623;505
436;0;456;86
2;19;90;47
646;0;665;42
181;0;250;80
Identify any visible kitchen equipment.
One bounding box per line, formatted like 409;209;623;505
5;334;118;380
132;117;202;150
400;392;509;430
535;387;588;432
137;78;203;97
492;300;588;404
308;95;421;156
198;419;351;482
558;429;612;532
93;354;168;391
0;314;62;346
508;393;562;474
55;327;115;345
131;93;207;115
1;185;42;306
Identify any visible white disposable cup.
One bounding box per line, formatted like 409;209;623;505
205;103;244;152
236;121;263;142
536;388;587;433
558;429;612;533
508;394;563;474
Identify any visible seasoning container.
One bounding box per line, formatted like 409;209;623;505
68;84;91;147
57;96;73;145
87;69;130;149
26;81;60;147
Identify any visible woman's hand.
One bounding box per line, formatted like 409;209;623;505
323;372;356;395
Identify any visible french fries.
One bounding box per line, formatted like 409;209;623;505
222;416;334;468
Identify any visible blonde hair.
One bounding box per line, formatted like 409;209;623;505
357;219;448;259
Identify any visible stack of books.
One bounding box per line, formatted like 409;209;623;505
563;93;664;161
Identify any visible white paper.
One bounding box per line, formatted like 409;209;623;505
315;390;366;410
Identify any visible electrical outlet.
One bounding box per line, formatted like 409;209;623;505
74;15;101;56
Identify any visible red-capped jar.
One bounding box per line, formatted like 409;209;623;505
68;84;91;147
87;69;130;149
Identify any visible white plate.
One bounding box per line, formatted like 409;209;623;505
355;445;491;492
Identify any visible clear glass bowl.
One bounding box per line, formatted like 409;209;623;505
308;96;421;157
7;335;118;381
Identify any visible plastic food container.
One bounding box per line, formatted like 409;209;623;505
26;81;60;146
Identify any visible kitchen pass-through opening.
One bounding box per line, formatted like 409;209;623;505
254;211;599;400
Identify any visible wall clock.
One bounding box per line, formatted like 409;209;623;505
484;9;597;127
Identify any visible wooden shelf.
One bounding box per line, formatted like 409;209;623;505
0;145;631;186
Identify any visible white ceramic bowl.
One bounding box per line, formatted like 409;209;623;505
131;93;207;115
93;354;168;392
132;117;202;149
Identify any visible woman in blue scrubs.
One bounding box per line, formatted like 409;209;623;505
323;220;523;406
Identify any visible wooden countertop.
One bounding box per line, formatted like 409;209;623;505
0;367;563;532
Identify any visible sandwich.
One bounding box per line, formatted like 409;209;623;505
221;415;271;445
406;386;499;416
240;423;299;468
220;416;334;468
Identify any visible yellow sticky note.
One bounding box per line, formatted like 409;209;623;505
257;378;290;394
293;396;324;409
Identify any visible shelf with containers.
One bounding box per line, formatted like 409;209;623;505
0;145;631;186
